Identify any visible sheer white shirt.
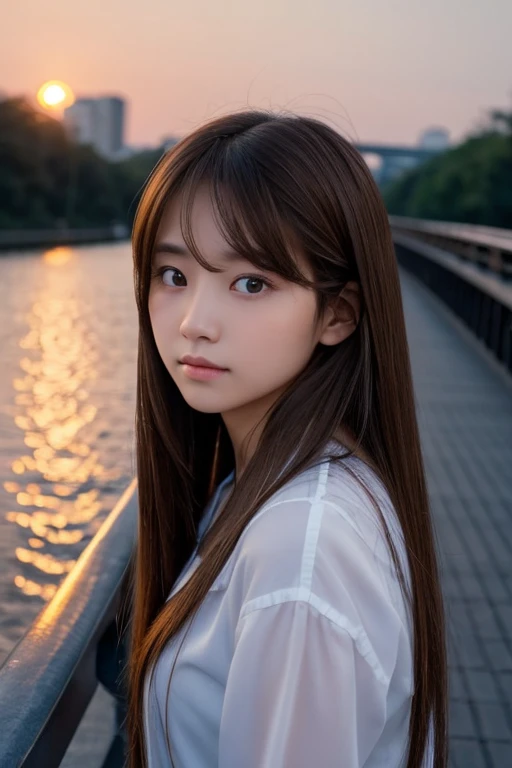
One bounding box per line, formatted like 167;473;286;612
143;441;429;767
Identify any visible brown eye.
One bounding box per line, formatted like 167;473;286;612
162;268;187;287
233;276;270;294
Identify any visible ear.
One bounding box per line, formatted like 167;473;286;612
318;281;361;347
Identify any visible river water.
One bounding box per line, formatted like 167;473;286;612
0;242;138;666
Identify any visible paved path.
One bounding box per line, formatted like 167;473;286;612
402;269;512;768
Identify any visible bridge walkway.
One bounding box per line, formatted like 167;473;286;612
402;269;512;768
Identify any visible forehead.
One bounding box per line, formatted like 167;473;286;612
154;190;251;268
156;186;225;249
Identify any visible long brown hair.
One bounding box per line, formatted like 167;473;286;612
125;109;447;767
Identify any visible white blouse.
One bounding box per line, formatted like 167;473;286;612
143;441;431;767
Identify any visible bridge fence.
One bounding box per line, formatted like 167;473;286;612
391;216;512;376
0;481;137;768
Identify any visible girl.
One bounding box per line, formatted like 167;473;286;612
126;110;447;767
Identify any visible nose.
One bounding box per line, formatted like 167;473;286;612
179;289;221;342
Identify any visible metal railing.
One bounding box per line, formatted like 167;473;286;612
390;217;512;374
0;480;138;768
390;216;512;279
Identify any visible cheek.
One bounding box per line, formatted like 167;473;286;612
148;293;174;352
148;295;160;337
274;293;318;348
148;289;160;324
239;298;317;371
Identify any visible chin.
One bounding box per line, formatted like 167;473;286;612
179;393;231;414
189;403;224;414
181;392;251;415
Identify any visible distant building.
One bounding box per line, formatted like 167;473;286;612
64;96;125;160
64;98;96;145
418;127;450;151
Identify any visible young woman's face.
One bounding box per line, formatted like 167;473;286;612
148;185;330;418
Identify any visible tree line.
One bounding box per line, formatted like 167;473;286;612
383;108;512;228
0;97;166;230
1;97;511;231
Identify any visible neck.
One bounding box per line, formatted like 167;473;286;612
221;384;289;480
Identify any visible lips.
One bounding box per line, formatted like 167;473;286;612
179;355;227;370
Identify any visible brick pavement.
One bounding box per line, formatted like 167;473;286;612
401;269;512;768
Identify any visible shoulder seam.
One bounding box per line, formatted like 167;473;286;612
238;586;389;686
299;460;330;591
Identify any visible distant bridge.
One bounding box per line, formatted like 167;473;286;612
355;142;446;187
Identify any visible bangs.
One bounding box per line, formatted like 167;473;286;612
177;138;315;288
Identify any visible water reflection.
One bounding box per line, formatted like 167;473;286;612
4;245;122;601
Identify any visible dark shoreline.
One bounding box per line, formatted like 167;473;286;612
0;225;130;253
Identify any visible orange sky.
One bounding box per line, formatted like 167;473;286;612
2;0;511;147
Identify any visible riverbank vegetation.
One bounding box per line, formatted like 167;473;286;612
0;97;166;230
383;108;512;228
2;98;511;232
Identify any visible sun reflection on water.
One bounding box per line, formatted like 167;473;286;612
4;247;123;601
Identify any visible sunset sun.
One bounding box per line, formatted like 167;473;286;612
36;81;75;110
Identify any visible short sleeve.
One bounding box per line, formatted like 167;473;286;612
218;598;389;767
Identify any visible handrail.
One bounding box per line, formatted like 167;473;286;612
391;222;512;375
0;479;138;768
392;231;512;312
389;216;512;278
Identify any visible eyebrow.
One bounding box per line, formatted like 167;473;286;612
153;242;249;263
